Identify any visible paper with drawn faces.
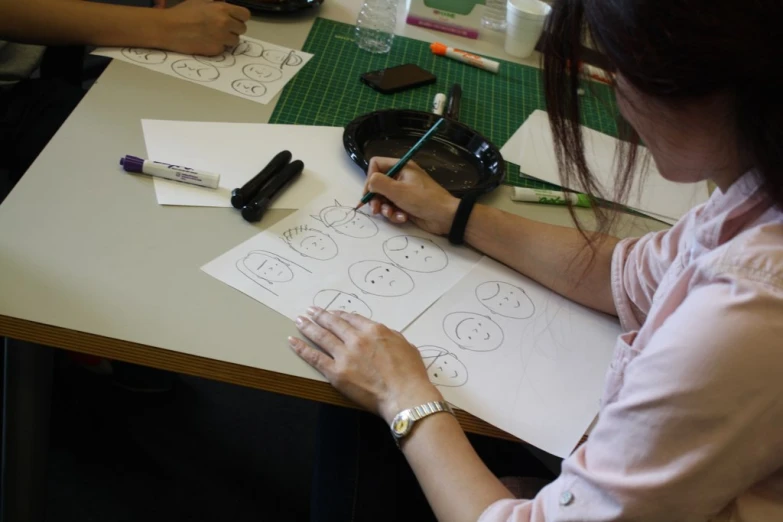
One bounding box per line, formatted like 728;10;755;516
92;35;312;104
201;188;483;332
403;256;620;458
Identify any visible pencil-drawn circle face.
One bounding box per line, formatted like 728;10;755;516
349;261;414;297
233;41;264;57
232;79;267;98
243;63;283;83
122;48;167;64
475;281;535;319
313;290;373;318
195;52;236;68
242;252;293;283
418;346;468;387
262;49;303;67
383;236;448;273
283;226;338;260
443;312;504;352
171;59;219;82
316;203;378;238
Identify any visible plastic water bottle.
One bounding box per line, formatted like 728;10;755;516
482;0;508;31
355;0;399;54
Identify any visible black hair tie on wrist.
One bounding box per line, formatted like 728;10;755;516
448;194;478;245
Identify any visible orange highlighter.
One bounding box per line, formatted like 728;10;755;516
430;42;500;74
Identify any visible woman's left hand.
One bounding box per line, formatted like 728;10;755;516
289;307;443;423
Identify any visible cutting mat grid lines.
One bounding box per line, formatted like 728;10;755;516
271;18;619;189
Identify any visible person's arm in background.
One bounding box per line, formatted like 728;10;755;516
0;0;250;56
364;158;620;315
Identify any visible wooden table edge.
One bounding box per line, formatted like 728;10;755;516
2;314;581;444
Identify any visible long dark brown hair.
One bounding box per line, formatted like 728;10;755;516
541;0;783;243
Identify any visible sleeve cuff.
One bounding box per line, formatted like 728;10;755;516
478;498;530;522
611;237;643;332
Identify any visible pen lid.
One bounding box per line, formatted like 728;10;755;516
119;155;144;173
241;160;304;223
430;42;448;55
231;150;293;209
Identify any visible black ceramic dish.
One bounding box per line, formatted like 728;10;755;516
227;0;323;14
343;108;505;198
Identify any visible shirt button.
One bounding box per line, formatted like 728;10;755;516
559;490;574;506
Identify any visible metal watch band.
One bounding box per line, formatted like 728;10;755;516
390;401;454;448
408;400;453;421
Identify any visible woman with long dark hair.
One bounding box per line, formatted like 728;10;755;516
292;1;783;519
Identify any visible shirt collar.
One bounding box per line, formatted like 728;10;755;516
693;170;771;248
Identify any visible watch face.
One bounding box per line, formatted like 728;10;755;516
392;412;412;437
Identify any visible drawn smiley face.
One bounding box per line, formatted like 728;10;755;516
331;210;378;238
313;202;379;238
313;290;373;318
122;48;167;64
418;346;468;387
262;49;303;67
195;52;236;68
383;235;448;273
232;79;267;98
348;261;414;297
232;40;264;57
475;281;535;319
170;59;219;82
243;63;283;83
283;226;338;260
443;312;504;352
242;252;293;283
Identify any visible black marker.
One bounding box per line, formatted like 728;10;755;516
230;150;292;209
241;160;304;223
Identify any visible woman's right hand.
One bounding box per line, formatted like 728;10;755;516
364;157;459;236
161;0;250;56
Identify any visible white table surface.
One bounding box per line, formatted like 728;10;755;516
0;0;666;391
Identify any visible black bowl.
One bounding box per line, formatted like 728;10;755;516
344;109;505;197
227;0;323;14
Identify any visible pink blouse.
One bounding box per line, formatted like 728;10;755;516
480;171;783;521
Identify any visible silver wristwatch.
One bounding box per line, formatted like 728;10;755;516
390;401;454;447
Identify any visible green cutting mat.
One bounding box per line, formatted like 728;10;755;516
270;18;619;189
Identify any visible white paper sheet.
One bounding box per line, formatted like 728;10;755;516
500;110;709;222
202;188;483;332
142;121;365;208
403;257;620;457
93;36;312;105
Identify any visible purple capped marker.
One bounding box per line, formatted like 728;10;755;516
119;155;220;189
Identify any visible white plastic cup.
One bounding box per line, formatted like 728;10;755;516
504;0;551;58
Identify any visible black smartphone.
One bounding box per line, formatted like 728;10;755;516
360;64;437;94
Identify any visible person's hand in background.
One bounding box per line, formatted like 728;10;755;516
364;157;459;236
160;0;250;55
0;0;247;55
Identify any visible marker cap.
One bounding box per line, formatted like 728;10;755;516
119;155;144;173
230;150;292;209
430;42;448;55
241;160;304;223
